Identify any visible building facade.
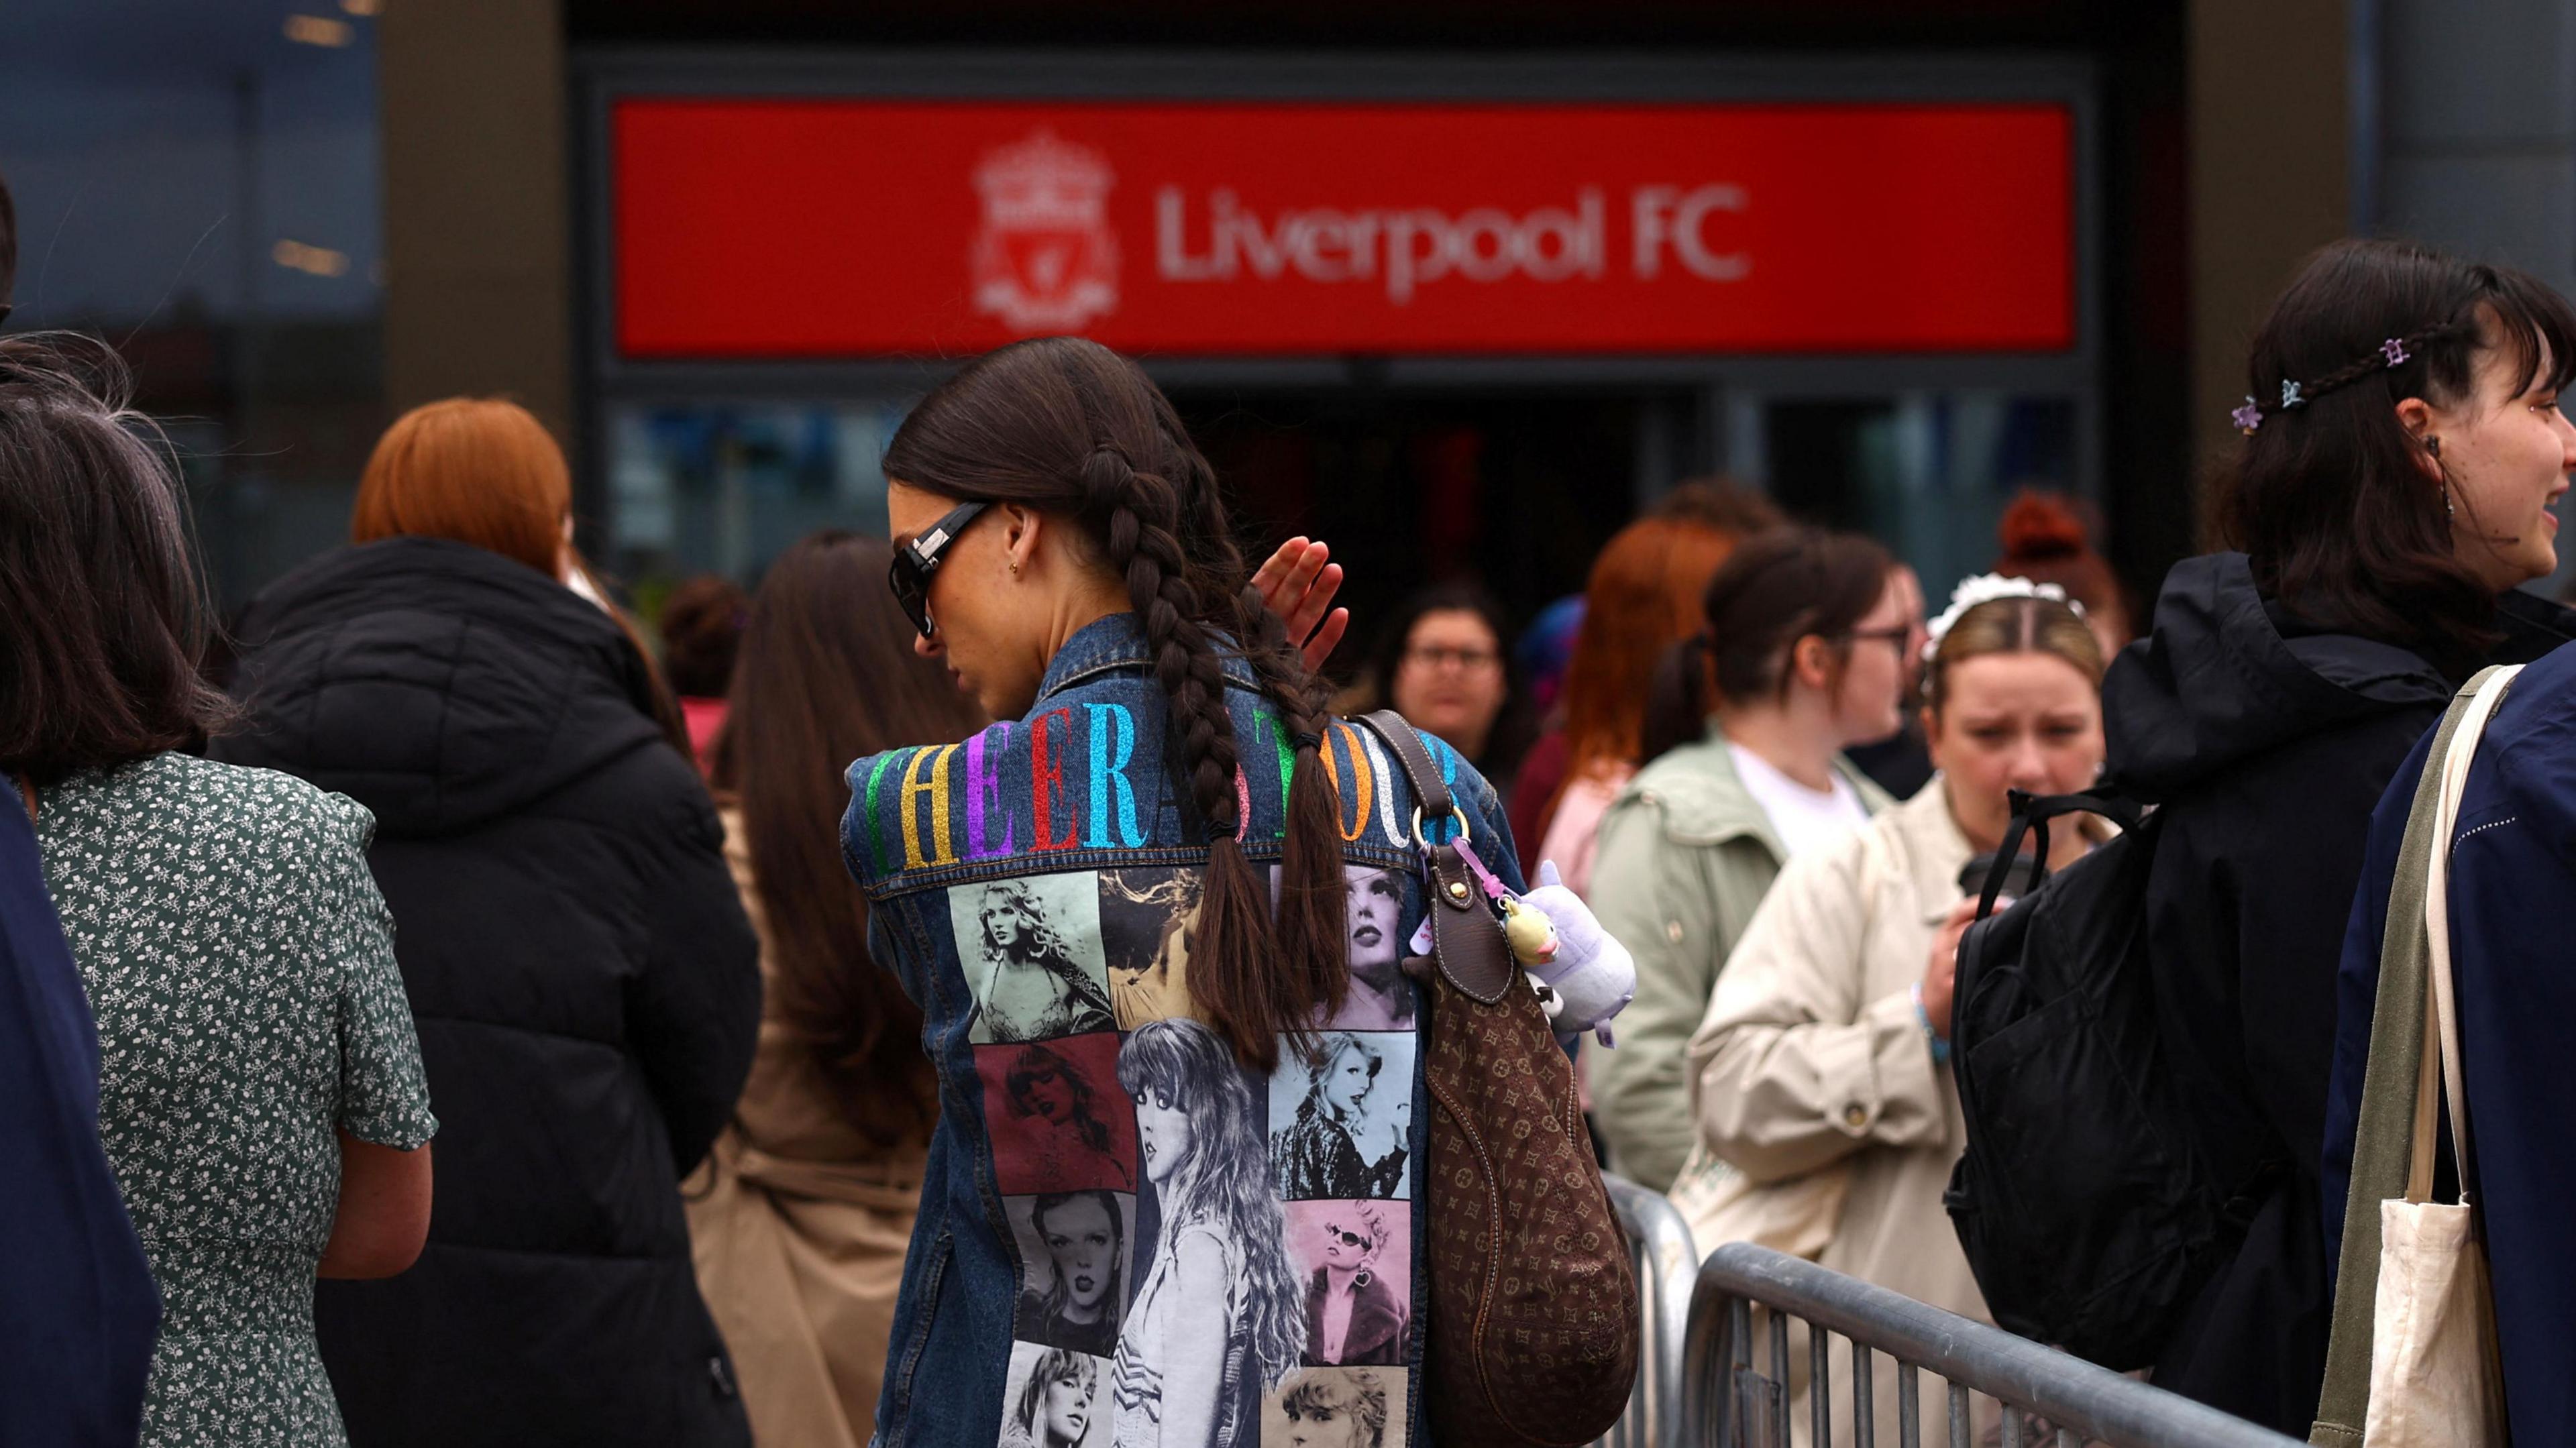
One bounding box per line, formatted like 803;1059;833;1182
18;0;2529;631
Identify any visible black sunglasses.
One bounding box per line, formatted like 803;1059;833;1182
888;500;989;639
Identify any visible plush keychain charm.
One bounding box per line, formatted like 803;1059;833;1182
1500;896;1559;964
1442;840;1638;1047
1515;861;1637;1046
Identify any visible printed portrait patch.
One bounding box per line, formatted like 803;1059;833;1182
1001;1340;1116;1448
981;1032;1138;1195
1008;1190;1138;1360
951;871;1116;1045
1097;866;1203;1030
855;694;1477;1447
1268;1031;1417;1202
1269;862;1422;1035
1260;1366;1407;1448
1281;1201;1412;1368
1110;1017;1307;1448
1328;865;1415;1032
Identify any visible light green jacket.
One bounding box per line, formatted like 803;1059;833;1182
1584;733;1892;1192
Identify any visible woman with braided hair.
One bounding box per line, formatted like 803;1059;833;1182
842;335;1526;1448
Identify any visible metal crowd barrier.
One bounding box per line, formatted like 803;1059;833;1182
1681;1243;2304;1448
1593;1174;1699;1448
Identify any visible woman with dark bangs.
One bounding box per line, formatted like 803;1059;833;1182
2313;242;2576;1438
1017;1191;1128;1359
2104;237;2576;1430
1355;583;1537;795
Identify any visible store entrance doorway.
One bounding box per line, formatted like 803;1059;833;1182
1172;386;1706;678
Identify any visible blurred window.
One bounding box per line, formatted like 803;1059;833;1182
1738;391;2082;594
1;3;386;606
602;398;907;596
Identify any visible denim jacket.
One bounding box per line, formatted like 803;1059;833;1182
841;613;1519;1448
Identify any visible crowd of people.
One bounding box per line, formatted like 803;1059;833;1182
5;139;2575;1448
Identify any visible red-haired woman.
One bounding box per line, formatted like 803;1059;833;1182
1507;480;1780;873
218;398;763;1448
1534;510;1745;897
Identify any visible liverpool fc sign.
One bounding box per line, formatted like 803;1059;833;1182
971;130;1120;333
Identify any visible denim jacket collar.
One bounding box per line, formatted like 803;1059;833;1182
1034;610;1258;708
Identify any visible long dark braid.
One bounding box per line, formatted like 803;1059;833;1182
883;336;1350;1072
1150;395;1352;1045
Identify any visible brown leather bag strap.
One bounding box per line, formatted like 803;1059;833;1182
1352;710;1514;1005
1356;708;1455;820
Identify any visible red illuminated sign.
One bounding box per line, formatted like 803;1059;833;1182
612;99;2075;358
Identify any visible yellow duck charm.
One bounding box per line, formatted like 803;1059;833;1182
1499;895;1560;966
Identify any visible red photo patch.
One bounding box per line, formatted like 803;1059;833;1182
980;1032;1140;1195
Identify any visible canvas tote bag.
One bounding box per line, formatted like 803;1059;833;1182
2310;664;2515;1447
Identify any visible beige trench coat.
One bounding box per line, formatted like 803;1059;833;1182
1686;779;1986;1447
1589;734;1892;1192
684;806;926;1448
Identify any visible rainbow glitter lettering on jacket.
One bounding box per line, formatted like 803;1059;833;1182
964;722;1016;861
1256;708;1297;838
1083;702;1146;850
858;751;902;875
1318;722;1377;844
900;743;961;869
1031;706;1081;852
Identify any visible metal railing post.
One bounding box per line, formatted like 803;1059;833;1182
1597;1174;1701;1448
1679;1243;2306;1448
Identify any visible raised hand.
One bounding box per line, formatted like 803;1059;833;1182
1251;536;1350;672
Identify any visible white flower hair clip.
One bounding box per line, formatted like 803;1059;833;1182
1922;573;2084;661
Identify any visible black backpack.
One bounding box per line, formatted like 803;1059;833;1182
1942;788;2247;1370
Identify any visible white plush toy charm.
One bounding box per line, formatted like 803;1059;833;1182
1514;861;1638;1046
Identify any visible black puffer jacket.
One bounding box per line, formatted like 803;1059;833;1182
2103;552;2575;1433
214;538;759;1448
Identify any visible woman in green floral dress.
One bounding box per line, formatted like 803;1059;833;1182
0;335;439;1447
